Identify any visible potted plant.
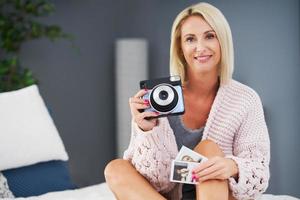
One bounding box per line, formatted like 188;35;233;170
0;0;72;92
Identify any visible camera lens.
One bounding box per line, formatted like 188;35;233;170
159;90;168;100
150;84;178;113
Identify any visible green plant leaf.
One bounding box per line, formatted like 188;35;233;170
0;0;74;92
40;2;55;15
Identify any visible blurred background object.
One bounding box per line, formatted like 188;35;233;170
115;38;148;157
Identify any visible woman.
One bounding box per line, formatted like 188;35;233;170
105;2;270;200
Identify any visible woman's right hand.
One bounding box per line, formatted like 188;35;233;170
129;89;159;131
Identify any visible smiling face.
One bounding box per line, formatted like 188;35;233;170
180;15;221;78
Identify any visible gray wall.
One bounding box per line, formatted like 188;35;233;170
19;0;300;197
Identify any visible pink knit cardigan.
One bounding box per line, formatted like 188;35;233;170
123;80;270;200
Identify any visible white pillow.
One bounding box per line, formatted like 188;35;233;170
0;172;14;198
0;85;68;171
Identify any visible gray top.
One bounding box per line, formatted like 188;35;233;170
167;115;204;150
167;115;204;200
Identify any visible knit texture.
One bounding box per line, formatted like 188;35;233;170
123;79;270;200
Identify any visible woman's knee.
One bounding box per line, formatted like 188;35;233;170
196;179;229;200
194;139;224;158
104;159;131;186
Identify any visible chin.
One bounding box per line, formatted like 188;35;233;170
193;63;215;72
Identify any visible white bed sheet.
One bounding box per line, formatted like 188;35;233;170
3;183;299;200
5;183;114;200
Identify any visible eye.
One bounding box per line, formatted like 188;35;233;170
185;36;195;43
206;33;216;39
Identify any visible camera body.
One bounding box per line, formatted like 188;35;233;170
140;76;185;118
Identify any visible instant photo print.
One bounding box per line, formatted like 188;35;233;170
170;160;199;184
139;76;185;118
170;146;208;185
176;145;208;163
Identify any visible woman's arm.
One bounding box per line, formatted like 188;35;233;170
123;118;178;194
226;92;270;200
191;86;270;200
124;89;178;194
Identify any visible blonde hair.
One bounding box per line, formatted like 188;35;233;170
170;2;234;85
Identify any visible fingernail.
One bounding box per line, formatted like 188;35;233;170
144;100;149;104
144;88;148;92
192;171;195;174
155;111;160;115
192;175;199;181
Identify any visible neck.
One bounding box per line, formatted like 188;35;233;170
184;72;219;98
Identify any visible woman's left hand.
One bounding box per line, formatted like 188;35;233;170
192;156;239;182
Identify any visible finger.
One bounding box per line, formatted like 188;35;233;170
198;170;224;182
132;102;150;110
196;163;222;178
134;89;149;98
140;111;159;119
129;98;150;116
149;118;158;126
149;118;158;125
129;97;149;105
193;157;217;174
136;111;159;122
134;115;158;129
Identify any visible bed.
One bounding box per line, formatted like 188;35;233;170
2;182;296;200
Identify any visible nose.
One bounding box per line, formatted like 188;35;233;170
195;40;206;52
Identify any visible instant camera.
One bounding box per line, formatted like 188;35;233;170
139;76;185;118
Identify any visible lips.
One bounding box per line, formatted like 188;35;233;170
194;55;212;63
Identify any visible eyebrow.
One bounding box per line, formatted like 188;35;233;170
204;30;215;34
183;30;215;38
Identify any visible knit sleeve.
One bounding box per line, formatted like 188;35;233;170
226;92;270;200
123;118;178;194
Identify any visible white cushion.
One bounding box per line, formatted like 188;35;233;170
0;172;14;198
0;85;68;171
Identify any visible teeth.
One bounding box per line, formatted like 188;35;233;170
195;55;211;61
199;56;209;60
